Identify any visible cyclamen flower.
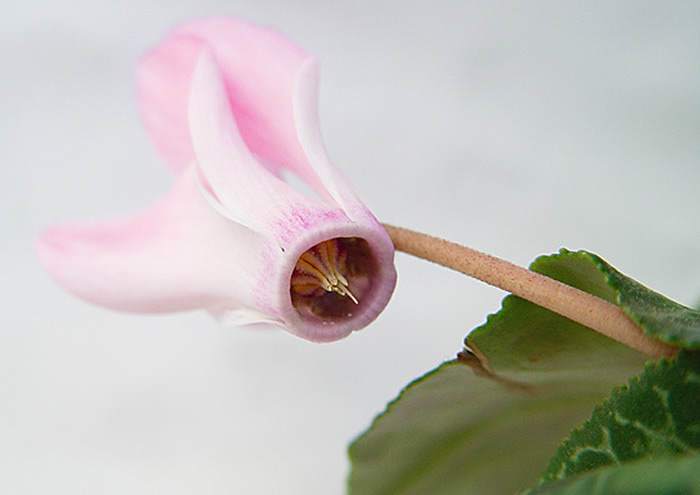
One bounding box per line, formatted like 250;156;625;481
37;18;397;342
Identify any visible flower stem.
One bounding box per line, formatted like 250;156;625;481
383;224;677;358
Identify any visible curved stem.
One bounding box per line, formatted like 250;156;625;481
384;224;677;359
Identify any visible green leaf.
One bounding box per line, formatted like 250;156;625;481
528;455;700;495
468;250;700;372
346;355;637;495
348;250;700;494
593;255;700;348
537;351;700;486
348;250;650;495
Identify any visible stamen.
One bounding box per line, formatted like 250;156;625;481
295;258;333;291
316;242;338;285
336;284;359;304
324;240;340;279
292;239;359;304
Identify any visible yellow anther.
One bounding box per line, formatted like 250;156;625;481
316;242;338;285
292;239;359;304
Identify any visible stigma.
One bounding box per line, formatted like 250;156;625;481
291;239;359;304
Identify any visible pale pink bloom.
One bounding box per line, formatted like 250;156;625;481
37;18;397;342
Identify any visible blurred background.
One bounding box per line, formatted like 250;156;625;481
2;1;699;493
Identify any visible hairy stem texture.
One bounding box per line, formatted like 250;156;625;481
384;224;676;359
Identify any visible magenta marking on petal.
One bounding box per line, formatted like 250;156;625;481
271;205;348;246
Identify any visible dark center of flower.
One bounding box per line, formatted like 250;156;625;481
290;237;375;321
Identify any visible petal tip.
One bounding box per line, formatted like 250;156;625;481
36;226;78;269
35;226;85;298
36;224;106;283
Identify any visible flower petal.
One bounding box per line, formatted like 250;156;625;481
138;17;383;223
137;34;203;171
291;59;376;223
138;18;313;180
177;18;311;176
187;49;326;233
37;167;270;315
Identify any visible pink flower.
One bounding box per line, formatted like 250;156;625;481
37;18;397;343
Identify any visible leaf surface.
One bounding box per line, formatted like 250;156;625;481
537;351;700;486
528;455;700;495
348;250;700;494
348;250;652;495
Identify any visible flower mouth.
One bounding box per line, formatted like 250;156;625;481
290;237;376;323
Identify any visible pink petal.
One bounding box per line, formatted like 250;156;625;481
291;59;376;223
137;34;203;171
187;49;339;235
138;18;314;182
178;19;309;175
37;167;269;315
138;17;381;223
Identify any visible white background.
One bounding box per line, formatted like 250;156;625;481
2;1;699;493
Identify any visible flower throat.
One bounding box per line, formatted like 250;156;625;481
291;239;359;303
290;237;376;321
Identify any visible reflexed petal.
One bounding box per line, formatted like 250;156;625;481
137;34;203;171
37;167;269;315
187;49;329;233
189;50;350;247
138;17;382;223
291;59;375;223
177;18;314;182
137;18;313;181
